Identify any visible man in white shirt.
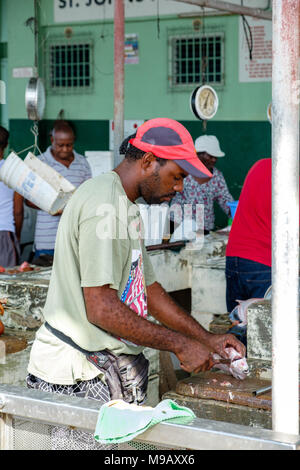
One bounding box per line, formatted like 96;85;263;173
0;126;23;267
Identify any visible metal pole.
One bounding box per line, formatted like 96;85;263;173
113;0;125;167
173;0;272;20
272;0;300;435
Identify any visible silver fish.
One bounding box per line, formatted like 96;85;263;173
212;347;250;380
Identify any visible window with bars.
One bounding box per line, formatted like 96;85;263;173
169;32;224;89
47;39;93;93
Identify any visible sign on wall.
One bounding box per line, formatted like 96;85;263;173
12;67;36;78
239;16;272;83
54;0;199;23
125;34;139;64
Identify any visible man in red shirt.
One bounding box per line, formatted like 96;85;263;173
225;159;272;313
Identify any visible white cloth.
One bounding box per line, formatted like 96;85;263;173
94;399;196;444
34;147;92;251
27;324;101;385
0;160;15;233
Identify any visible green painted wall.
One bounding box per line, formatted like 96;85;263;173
6;0;272;121
183;119;272;228
4;0;272;227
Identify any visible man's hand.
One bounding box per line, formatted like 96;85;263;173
175;338;215;373
53;208;63;216
205;333;246;359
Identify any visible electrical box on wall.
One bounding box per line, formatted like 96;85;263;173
109;120;144;151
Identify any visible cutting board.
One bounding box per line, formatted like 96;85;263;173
0;334;28;354
176;372;272;411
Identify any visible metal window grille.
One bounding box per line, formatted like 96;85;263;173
169;32;224;89
46;38;93;94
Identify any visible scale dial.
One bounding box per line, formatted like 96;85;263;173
25;77;46;121
190;85;219;120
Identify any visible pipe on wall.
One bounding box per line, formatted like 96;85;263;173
173;0;272;20
113;0;125;166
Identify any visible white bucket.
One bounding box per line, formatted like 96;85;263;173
0;152;74;215
24;152;75;193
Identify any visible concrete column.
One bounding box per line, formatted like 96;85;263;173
113;0;125;167
272;0;300;435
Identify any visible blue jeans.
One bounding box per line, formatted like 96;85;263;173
225;256;271;313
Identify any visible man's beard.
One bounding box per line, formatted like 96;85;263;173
139;170;175;205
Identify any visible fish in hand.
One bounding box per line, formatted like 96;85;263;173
211;347;250;380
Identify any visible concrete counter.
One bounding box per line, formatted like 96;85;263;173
149;232;229;328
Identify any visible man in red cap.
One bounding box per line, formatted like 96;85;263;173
27;118;245;449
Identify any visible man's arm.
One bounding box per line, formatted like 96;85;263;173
25;199;62;216
214;172;234;215
83;284;216;373
147;281;246;358
13;193;24;241
25;199;39;210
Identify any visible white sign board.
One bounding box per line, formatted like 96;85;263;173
54;0;200;23
239;16;272;83
85;151;114;177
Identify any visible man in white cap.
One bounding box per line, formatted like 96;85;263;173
170;135;233;234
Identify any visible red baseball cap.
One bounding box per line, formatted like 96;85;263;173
129;118;212;180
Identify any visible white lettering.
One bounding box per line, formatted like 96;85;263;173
54;0;198;23
104;455;139;467
127;204;141;241
96;203;116;239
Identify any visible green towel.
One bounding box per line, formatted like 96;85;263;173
94;399;196;444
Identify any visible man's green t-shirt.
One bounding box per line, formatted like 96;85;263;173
43;171;156;355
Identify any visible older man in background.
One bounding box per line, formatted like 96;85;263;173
170;135;233;234
29;120;92;263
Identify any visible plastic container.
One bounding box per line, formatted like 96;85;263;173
227;200;239;219
24;152;75;193
0;152;75;215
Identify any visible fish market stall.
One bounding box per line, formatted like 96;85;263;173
163;294;299;431
2;231;281;431
0;232;229;403
0;217;296;432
